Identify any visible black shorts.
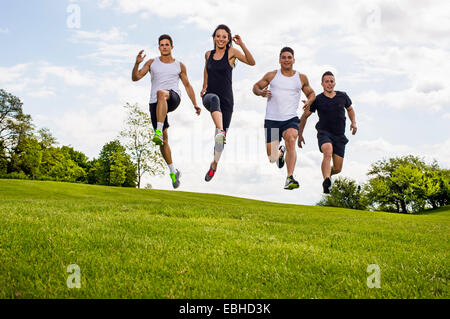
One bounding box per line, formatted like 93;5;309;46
149;89;181;130
317;130;349;158
202;93;233;131
264;117;300;143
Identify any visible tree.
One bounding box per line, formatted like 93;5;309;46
96;140;136;187
119;103;165;188
365;155;448;213
0;89;34;156
109;151;127;186
317;176;367;210
37;127;57;149
0;139;7;175
18;136;42;179
423;167;450;209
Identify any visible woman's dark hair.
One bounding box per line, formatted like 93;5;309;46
212;24;232;49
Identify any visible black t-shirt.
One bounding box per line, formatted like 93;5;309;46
309;91;352;136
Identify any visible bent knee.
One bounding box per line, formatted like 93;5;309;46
333;164;343;173
157;90;169;100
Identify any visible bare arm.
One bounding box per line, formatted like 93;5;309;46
132;50;153;81
200;51;210;97
298;108;313;148
253;71;276;97
347;106;357;135
230;35;256;66
179;62;201;115
300;74;316;110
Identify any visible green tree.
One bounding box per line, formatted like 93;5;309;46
0;139;7;175
109;151;127;186
317;177;367;210
423;167;450;209
0;89;34;157
61;146;90;182
119;103;165;188
96;140;136;187
86;158;99;184
365;155;448;213
37;127;57;149
19;136;43;179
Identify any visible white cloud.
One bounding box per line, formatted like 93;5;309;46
38;64;96;87
69;26;156;66
0;27;9;34
27;87;56;99
72;27;127;42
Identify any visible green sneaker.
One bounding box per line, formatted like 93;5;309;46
284;175;299;190
170;170;181;189
153;129;163;146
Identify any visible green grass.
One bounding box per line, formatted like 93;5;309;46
0;179;448;299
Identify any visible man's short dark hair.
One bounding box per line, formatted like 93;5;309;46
159;34;173;46
322;71;334;82
280;47;294;57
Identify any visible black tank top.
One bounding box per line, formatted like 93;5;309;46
206;47;234;110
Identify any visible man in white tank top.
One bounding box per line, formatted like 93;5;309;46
132;34;201;189
253;47;315;190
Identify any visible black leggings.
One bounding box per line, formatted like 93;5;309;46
202;93;233;131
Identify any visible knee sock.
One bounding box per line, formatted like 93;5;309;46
214;128;224;163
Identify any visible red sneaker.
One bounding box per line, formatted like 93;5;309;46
205;163;216;182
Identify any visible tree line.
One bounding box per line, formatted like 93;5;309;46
0;89;164;188
318;155;450;213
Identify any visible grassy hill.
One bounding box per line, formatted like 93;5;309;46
0;179;448;299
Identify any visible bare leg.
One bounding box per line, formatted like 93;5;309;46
331;153;344;176
282;128;298;177
320;143;333;179
160;128;172;165
211;111;223;130
156;90;170;124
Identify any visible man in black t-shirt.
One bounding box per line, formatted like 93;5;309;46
298;71;357;193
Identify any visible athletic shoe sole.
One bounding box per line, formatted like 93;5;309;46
284;182;299;190
171;170;181;189
277;145;285;169
205;164;216;182
153;135;164;146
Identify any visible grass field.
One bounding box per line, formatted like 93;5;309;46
0;179;448;299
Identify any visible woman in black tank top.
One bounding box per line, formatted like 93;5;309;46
201;24;256;181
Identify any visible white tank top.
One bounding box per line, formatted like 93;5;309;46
265;69;303;121
149;57;181;104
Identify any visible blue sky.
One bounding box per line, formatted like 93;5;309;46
1;0;449;205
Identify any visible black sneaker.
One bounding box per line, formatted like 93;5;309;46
284;175;299;190
323;177;332;194
277;145;286;169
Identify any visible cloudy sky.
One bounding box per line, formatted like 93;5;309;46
1;0;449;205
